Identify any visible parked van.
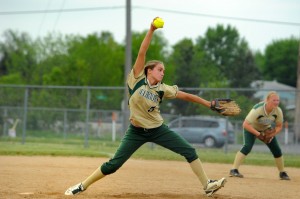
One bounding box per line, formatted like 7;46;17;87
168;116;235;148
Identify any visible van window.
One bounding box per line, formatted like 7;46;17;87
169;118;221;128
179;119;219;128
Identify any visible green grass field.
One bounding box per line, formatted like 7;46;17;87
1;135;299;168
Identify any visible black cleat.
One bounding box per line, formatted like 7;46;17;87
229;169;244;178
279;171;290;180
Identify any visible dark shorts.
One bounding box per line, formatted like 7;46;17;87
101;123;198;175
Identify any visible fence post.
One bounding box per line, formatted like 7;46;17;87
22;87;28;144
84;89;91;148
3;108;7;136
63;109;67;139
284;121;289;145
112;112;117;142
224;90;230;154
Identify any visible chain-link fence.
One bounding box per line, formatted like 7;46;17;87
0;85;298;149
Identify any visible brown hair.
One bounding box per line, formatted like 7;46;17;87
144;60;163;76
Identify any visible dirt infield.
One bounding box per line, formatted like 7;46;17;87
0;156;299;199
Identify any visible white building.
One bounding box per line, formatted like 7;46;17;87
251;80;295;105
251;80;296;118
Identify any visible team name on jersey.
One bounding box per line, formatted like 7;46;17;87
257;115;277;125
139;89;159;103
257;117;273;125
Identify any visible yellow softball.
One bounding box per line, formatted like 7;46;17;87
153;17;164;28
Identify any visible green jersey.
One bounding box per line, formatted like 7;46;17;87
245;101;283;131
127;69;178;128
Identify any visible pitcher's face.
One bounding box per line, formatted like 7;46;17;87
149;63;165;82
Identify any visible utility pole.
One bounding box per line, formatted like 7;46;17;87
294;40;300;144
123;0;131;133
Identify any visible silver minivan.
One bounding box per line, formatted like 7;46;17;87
168;116;235;148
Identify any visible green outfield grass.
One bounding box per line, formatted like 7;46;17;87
0;137;299;168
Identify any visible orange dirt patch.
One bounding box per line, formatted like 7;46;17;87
0;156;299;199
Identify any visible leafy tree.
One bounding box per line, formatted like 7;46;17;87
0;51;9;76
196;24;260;88
170;38;197;86
259;37;298;87
40;32;125;110
41;32;124;87
33;33;69;85
254;50;265;80
166;38;203;114
0;30;38;84
167;24;261;115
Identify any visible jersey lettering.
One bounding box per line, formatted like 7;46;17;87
139;89;160;103
257;114;277;126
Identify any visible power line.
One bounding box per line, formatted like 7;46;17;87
37;0;53;36
52;0;66;31
135;6;300;27
0;6;124;15
0;6;299;27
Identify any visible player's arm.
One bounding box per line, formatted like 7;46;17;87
243;120;260;136
176;91;211;108
273;108;284;136
273;122;283;136
132;20;157;78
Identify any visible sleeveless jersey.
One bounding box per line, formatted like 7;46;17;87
127;69;178;128
245;101;283;131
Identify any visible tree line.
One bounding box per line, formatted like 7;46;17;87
0;24;298;119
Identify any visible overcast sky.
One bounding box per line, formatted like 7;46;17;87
1;0;300;51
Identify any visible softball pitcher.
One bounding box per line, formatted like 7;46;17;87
230;91;290;180
65;17;226;197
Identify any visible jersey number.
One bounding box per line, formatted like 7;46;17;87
147;106;156;112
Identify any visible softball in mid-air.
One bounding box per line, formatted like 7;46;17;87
153;17;164;28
